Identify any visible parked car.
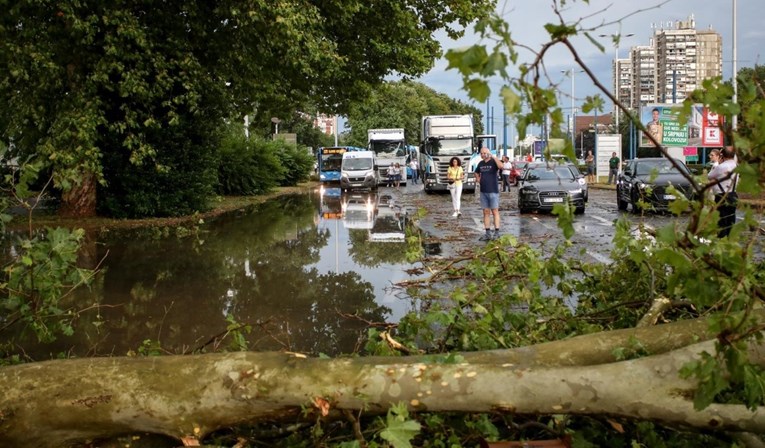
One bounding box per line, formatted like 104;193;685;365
518;163;586;214
616;158;695;213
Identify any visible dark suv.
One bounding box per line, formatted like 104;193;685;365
616;158;695;213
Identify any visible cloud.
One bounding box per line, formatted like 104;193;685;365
421;0;762;111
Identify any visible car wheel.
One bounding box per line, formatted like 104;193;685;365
575;206;585;215
630;190;642;214
616;187;627;211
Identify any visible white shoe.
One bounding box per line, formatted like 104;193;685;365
452;211;458;217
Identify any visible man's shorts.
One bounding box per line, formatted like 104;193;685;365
480;192;499;210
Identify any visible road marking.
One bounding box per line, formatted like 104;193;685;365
588;251;613;264
590;215;614;226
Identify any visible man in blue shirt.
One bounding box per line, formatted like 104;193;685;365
474;147;503;241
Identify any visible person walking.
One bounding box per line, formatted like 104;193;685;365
607;152;620;185
501;156;513;192
409;158;419;184
708;146;738;237
585;150;595;184
474;147;503;241
446;157;464;217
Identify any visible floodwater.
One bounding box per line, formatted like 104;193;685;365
9;188;418;359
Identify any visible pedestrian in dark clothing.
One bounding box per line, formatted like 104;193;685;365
707;146;738;237
608;152;620;185
474;148;503;241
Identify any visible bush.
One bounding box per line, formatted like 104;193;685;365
216;131;285;196
274;144;314;186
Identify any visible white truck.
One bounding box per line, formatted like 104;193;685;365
367;128;407;187
419;115;476;193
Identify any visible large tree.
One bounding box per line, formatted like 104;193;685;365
0;0;493;217
345;81;484;147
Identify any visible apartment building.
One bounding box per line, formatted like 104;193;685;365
619;15;722;110
629;45;657;109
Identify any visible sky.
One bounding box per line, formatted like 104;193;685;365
417;0;763;135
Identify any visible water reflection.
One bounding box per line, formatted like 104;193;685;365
6;191;416;359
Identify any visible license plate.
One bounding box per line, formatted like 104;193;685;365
543;197;564;203
663;194;676;200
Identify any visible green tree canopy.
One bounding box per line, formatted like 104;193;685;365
344;81;484;147
0;0;494;216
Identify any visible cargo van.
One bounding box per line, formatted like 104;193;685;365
341;150;379;191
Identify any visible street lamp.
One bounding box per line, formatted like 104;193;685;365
561;69;584;154
732;0;738;130
599;33;635;131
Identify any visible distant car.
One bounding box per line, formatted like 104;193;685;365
518;163;586;214
616;158;695;213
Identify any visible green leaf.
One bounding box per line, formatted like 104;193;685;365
466;78;491;103
379;403;421;448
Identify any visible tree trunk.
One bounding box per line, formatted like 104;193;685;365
1;317;763;447
58;172;97;218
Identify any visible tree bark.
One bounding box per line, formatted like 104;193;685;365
1;317;763;447
58;172;97;218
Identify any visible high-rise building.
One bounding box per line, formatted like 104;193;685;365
313;114;336;136
623;15;722;110
696;27;723;88
615;58;633;111
629;44;657;109
653;14;722;104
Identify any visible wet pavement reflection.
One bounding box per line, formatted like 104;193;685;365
12;189;417;359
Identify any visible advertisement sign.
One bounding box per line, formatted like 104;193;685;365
641;104;723;149
641;105;688;147
701;107;724;146
533;140;546;156
596;134;621;177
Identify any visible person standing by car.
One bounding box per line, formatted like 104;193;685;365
409;158;419;184
585;150;595;184
708;146;738;237
501;156;513;192
475;147;503;241
607;152;620;185
388;163;402;189
446;157;464;217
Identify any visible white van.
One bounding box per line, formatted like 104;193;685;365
341;150;379;191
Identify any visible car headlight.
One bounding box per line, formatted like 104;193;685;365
568;189;582;194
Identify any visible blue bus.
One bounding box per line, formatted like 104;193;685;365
317;146;365;183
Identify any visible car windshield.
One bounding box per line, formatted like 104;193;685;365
370;141;405;157
635;160;687;176
525;167;575;181
321;154;343;172
427;138;473;156
343;158;373;170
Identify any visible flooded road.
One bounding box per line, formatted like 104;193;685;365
8;182;761;360
15;189;417;359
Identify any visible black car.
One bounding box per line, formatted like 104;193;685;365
616;158;695;213
518;163;586;214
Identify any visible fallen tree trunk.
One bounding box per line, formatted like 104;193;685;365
1;316;763;447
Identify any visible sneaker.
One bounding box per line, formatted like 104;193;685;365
479;232;492;242
457;211;462;217
452;211;458;217
492;230;501;240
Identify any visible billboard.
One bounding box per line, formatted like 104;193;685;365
641;104;724;149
